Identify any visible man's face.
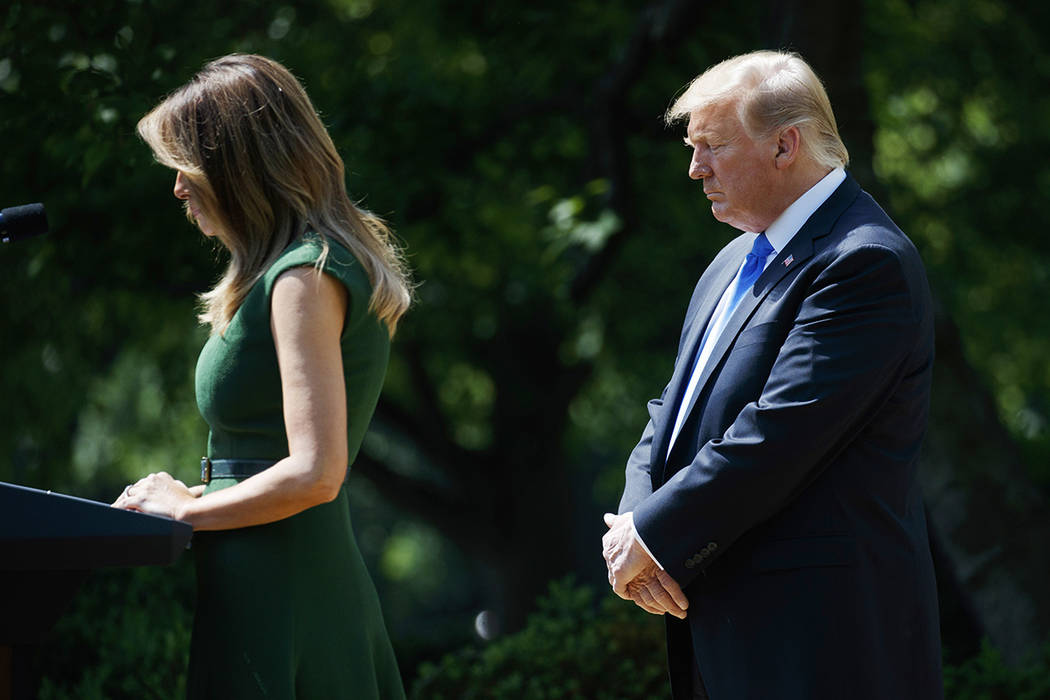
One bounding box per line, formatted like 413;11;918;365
685;100;780;233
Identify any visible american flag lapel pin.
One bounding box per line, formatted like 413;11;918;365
783;254;794;267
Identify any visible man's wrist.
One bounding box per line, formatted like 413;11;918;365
628;512;665;570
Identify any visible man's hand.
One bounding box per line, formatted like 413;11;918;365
602;512;688;619
625;567;690;618
602;512;651;593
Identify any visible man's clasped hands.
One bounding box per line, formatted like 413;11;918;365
602;512;689;619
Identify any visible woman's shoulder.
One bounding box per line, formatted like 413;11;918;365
265;233;373;323
269;234;325;271
265;234;362;282
317;235;364;277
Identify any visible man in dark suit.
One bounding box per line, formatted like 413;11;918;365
602;51;942;699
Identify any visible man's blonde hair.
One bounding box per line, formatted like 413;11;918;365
667;50;848;170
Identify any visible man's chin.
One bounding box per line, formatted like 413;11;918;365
710;206;735;227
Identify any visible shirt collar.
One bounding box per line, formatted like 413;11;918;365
762;167;846;254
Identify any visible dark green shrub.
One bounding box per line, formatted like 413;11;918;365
943;639;1050;700
414;580;1050;700
411;579;667;700
33;560;195;700
30;573;1050;699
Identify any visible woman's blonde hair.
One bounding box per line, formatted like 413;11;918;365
666;50;849;171
137;54;411;336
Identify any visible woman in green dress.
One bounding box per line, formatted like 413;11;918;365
112;54;412;699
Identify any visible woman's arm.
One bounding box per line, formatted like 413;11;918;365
114;267;350;530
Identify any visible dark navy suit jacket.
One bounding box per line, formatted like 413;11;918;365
618;176;942;699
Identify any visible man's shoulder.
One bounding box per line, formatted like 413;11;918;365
825;190;919;258
810;192;931;311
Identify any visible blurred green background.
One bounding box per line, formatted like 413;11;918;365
2;0;1049;697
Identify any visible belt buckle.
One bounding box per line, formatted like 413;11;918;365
200;457;212;484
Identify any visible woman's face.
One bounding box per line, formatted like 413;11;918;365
173;171;216;237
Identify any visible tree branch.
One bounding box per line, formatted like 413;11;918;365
571;0;709;304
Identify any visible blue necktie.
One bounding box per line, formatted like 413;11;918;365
695;232;775;354
728;232;775;312
667;232;775;451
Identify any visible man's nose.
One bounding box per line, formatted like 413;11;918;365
689;154;711;180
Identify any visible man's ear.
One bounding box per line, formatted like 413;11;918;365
774;126;802;169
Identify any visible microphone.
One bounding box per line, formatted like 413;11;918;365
1;203;49;243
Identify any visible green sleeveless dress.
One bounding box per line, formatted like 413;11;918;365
187;235;405;699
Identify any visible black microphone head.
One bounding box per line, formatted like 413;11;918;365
1;203;49;242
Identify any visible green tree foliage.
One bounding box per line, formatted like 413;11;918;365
865;0;1050;481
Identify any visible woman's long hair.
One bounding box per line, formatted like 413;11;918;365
137;54;411;336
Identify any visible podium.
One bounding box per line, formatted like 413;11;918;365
0;481;193;698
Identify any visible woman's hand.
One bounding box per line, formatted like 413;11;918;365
112;472;199;522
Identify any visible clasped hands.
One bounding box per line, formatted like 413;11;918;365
602;512;688;619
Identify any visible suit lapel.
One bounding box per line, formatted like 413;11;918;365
649;238;749;476
661;176;862;470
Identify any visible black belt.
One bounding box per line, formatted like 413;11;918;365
200;457;277;484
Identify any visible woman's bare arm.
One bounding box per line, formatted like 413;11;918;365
114;267;350;530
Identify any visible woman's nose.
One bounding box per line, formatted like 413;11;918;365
173;172;191;200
